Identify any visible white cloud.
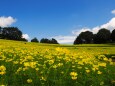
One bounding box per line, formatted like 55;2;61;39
22;34;30;40
72;17;115;35
0;16;16;27
51;35;76;44
72;27;91;35
100;17;115;31
53;17;115;44
111;10;115;15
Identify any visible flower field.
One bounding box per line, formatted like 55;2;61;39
0;40;115;86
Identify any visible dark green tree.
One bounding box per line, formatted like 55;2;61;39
50;38;59;44
74;36;82;44
40;38;50;43
20;38;28;42
93;28;111;43
0;27;3;38
2;27;22;40
31;37;39;42
40;38;59;44
110;29;115;42
74;31;93;44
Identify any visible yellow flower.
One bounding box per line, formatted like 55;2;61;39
41;76;46;81
49;60;54;65
100;81;104;85
27;79;32;83
35;68;39;71
71;76;77;80
70;72;78;80
0;65;6;75
86;69;90;73
24;62;30;67
0;85;6;86
70;72;78;76
97;71;102;74
99;63;106;67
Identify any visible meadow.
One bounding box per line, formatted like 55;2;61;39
0;40;115;86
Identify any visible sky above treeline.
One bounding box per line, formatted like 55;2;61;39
0;0;115;44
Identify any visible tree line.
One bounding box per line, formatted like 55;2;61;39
74;28;115;44
0;27;115;44
31;37;59;44
0;27;59;44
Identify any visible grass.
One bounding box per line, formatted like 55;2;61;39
0;39;115;86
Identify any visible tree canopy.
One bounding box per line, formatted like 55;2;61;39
111;29;115;42
74;28;114;44
93;28;111;44
40;38;59;44
74;31;93;44
31;37;39;43
0;27;27;42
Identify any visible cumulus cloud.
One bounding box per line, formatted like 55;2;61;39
73;17;115;35
53;17;115;44
111;9;115;15
22;34;30;40
100;17;115;31
0;16;16;27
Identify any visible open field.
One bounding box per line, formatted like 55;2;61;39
0;40;115;86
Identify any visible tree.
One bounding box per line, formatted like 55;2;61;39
2;27;22;40
50;38;59;44
74;31;93;44
93;28;111;43
31;37;39;42
40;38;59;44
110;29;115;42
74;36;82;44
0;27;3;38
40;38;50;43
20;38;28;42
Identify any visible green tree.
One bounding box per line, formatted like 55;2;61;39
20;38;28;42
93;28;111;43
0;27;3;38
31;37;39;42
74;36;82;44
40;38;59;44
74;31;93;44
40;38;50;43
50;38;59;44
2;27;22;40
110;29;115;42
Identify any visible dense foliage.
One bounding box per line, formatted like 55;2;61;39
31;37;39;43
0;27;27;41
40;38;59;44
74;31;93;44
111;29;115;42
74;28;115;44
0;27;58;44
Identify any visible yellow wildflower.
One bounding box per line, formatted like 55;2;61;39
97;71;102;74
70;72;78;80
27;79;32;83
86;69;90;73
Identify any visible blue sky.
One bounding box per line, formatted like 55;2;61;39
0;0;115;44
